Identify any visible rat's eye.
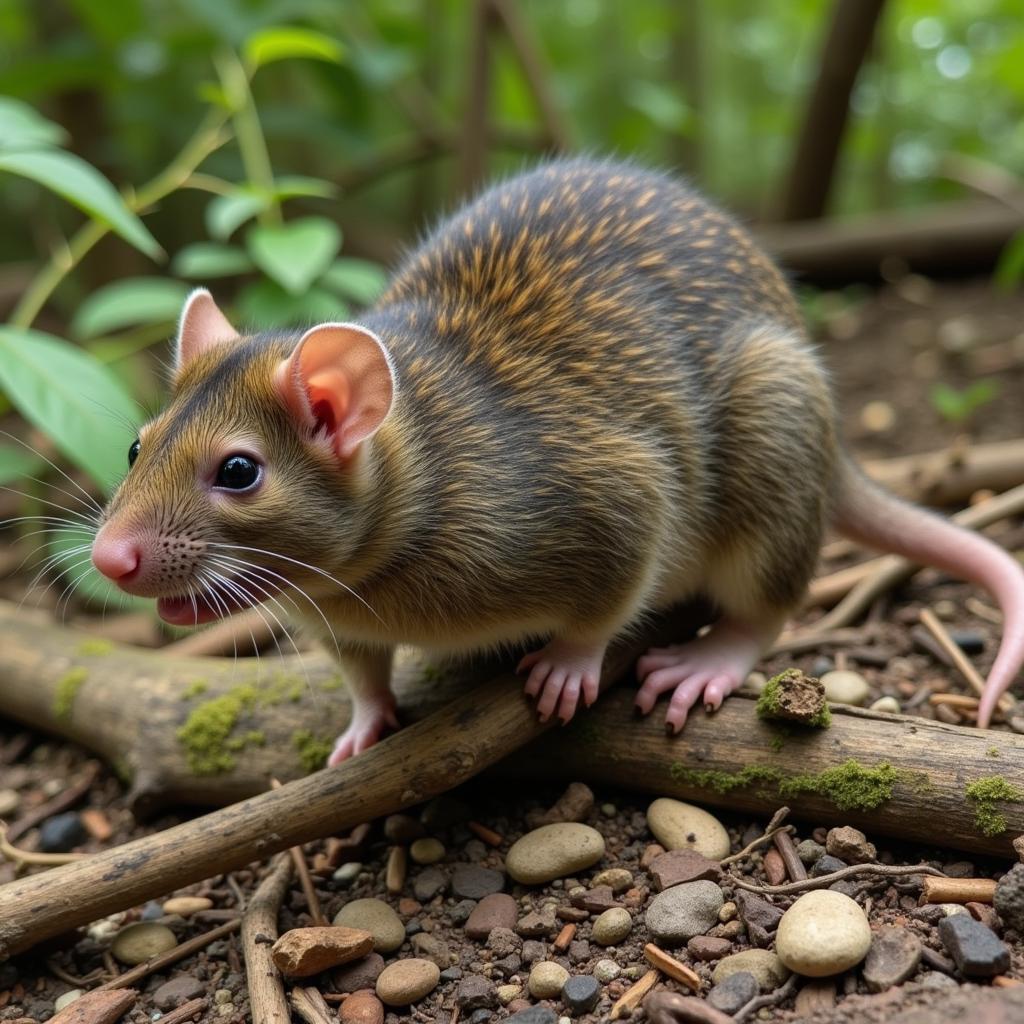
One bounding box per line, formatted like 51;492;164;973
215;454;261;491
128;439;140;467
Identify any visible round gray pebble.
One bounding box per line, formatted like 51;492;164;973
562;975;600;1015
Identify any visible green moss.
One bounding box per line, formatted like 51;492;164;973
965;776;1023;837
54;668;88;721
176;685;261;774
779;760;900;811
986;746;1000;758
669;762;783;794
769;733;785;753
293;729;333;773
756;669;831;728
181;679;209;699
76;638;114;656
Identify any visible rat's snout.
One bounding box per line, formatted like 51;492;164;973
91;525;143;587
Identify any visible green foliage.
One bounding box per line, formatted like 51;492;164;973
247;217;342;295
71;278;191;339
244;26;344;70
994;231;1024;290
173;242;255;278
929;378;1000;424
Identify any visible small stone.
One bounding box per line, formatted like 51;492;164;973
796;840;825;865
862;926;922;992
339;989;385;1024
745;671;768;693
516;907;557;938
821;669;870;706
411;932;452;969
413;866;447;901
870;696;901;714
687;935;732;961
712;950;790;992
646;799;730;859
213;989;232;1005
466;893;518;940
505;824;606;885
811;854;847;877
140;900;164;920
440;967;464;983
522;940;547;963
493;953;522;978
384;813;425;842
506;1008;558;1024
735;891;784;948
939;903;969;917
162;896;213;917
775;890;872;977
449;899;476;924
0;789;20;817
55;990;84;1011
111;922;177;965
376;958;440;1006
567;939;590;964
938;914;1010;977
562;975;599;1015
825;826;876;864
645;880;724;946
452;864;505;900
410;838;445;865
497;984;522;1005
793;978;836;1016
919;971;958;991
718;901;737;922
537;782;595;825
486;926;521;957
333;899;405;954
601;803;616;817
333;953;386;992
333;862;362;886
152;976;205;1011
271;926;373;977
457;975;497;1011
707;971;758;1015
994;862;1024;933
591;907;631;946
649;849;721;890
570;885;617;914
38;811;88;853
762;848;787;886
529;961;570;999
640;843;666;869
593;959;620;983
592;868;633;893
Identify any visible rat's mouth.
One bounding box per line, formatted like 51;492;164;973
157;589;252;626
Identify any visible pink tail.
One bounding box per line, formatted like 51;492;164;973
833;457;1024;727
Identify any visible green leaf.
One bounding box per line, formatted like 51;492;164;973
173;242;255;278
272;175;337;200
0;149;162;259
235;280;348;328
320;258;389;307
0;97;67;149
930;379;1000;424
247;217;341;295
206;191;268;240
0;327;141;492
244;27;344;70
995;231;1024;291
0;442;44;485
71;278;190;340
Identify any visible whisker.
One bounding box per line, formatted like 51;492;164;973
0;430;104;516
0;485;97;528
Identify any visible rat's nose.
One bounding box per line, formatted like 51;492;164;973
91;531;141;582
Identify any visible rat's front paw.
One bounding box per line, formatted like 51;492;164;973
328;697;399;765
518;637;605;724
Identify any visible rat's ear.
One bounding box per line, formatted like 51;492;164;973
275;322;395;460
175;288;239;370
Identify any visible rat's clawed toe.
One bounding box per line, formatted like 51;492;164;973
518;637;605;725
328;696;399;766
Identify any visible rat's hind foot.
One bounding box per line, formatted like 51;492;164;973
635;618;770;733
328;693;399;766
518;637;606;724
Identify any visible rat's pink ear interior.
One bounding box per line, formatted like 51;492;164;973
275;323;395;460
175;288;240;370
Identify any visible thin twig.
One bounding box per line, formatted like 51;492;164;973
6;761;100;842
730;862;944;896
290;987;335;1024
271;780;326;925
773;827;808;882
0;824;87;868
156;997;209;1024
735;973;799;1023
719;807;791;867
241;853;292;1024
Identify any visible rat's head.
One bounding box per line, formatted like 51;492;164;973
91;289;396;626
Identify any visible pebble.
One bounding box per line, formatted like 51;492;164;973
333;899;405;954
457;974;497;1010
411;932;452;969
645;880;724;946
333;953;386;992
162;896;213;917
707;970;759;1015
793;978;836;1016
529;961;570;999
410;838;445;865
111;922;178;965
0;789;19;817
994;863;1024;932
593;959;620;983
339;989;385;1024
54;990;83;1011
562;974;600;1015
38;812;88;853
413;866;447;901
591;907;631;946
376;958;441;1006
272;926;374;977
466;893;518;940
384;813;425;842
648;849;722;890
452;864;505;899
796;840;826;865
646;799;730;859
333;862;363;886
862;926;922;991
870;696;901;714
745;671;768;693
517;908;557;938
735;891;783;948
506;1009;558;1024
712;950;790;991
775;890;872;976
820;669;870;706
825;826;876;864
763;848;787;885
718;901;737;922
938;913;1010;977
592;868;633;893
449;899;476;924
152;976;205;1011
811;854;847;877
505;824;606;885
497;983;522;1005
687;935;732;961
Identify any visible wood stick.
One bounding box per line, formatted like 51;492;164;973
643;943;701;992
773;828;808;882
290;987;334;1024
610;969;659;1020
921;876;997;905
156;998;208;1024
242;854;292;1024
271;780;326;926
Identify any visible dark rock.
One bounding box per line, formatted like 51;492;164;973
521;940;546;963
687;935;733;961
456;975;496;1011
562;975;600;1015
967;901;1001;932
994;863;1024;933
332;952;385;992
828;880;861;898
468;1011;493;1024
486;927;520;957
452;864;504;900
707;970;759;1015
943;861;977;878
414;866;448;901
811;854;847;877
152;976;205;1011
950;630;985;653
567;940;591;964
383;813;424;842
506;1008;558;1024
556;906;589;923
938;913;1010;978
569;885;618;914
516;909;557;938
448;899;477;925
465;893;518;940
420;795;470;829
440;967;464;983
649;849;722;891
493;954;521;978
862;926;922;992
735;891;783;948
38;812;87;852
796;840;825;865
405;918;422;936
465;839;488;862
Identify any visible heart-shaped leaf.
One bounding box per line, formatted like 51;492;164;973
71;277;191;339
235;280;347;328
320;258;389;307
247;217;341;296
173;242;254;278
205;191;269;240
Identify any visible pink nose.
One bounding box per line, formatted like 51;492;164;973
91;532;141;582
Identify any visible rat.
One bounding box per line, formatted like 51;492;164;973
90;158;1024;763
